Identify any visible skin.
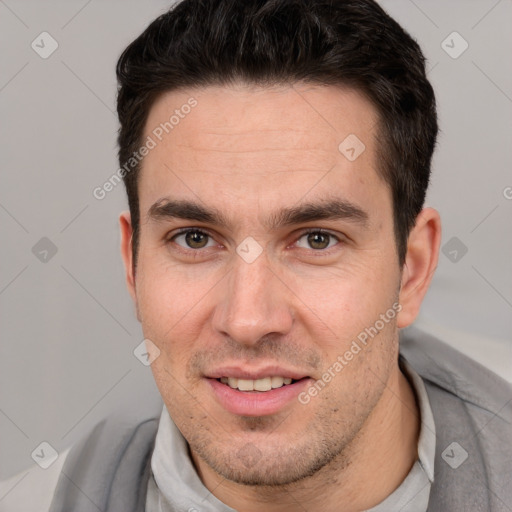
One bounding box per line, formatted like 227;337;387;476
120;83;441;511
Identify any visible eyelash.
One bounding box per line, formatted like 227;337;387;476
167;227;342;254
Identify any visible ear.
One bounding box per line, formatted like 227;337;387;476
397;207;441;328
119;211;137;304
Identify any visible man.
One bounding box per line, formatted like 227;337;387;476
46;0;511;511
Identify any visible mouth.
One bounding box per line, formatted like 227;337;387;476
205;372;312;416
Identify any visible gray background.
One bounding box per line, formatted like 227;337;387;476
1;0;511;482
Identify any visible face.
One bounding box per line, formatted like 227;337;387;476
124;83;407;485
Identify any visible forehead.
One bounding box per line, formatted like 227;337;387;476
138;83;389;224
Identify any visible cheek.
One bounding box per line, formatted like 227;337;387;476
137;242;208;313
315;317;398;411
134;250;237;379
135;261;208;351
285;259;399;349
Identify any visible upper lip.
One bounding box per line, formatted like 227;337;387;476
206;365;310;380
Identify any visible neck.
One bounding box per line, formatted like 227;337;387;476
193;365;420;512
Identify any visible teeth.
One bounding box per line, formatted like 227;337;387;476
221;376;295;391
254;377;272;391
271;376;284;388
237;379;254;391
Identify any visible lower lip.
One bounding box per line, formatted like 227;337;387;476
207;378;311;416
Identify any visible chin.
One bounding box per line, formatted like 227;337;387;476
196;439;347;487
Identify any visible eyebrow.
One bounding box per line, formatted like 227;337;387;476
147;197;369;230
268;199;369;229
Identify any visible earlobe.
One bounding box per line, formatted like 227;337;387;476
397;207;441;328
119;211;137;303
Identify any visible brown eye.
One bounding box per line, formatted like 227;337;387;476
186;230;208;248
172;229;213;249
307;232;330;250
296;230;338;250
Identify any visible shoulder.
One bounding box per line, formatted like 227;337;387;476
0;405;163;512
49;408;162;512
400;326;512;508
0;448;70;512
400;325;512;423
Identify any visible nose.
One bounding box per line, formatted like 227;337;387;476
211;250;294;347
